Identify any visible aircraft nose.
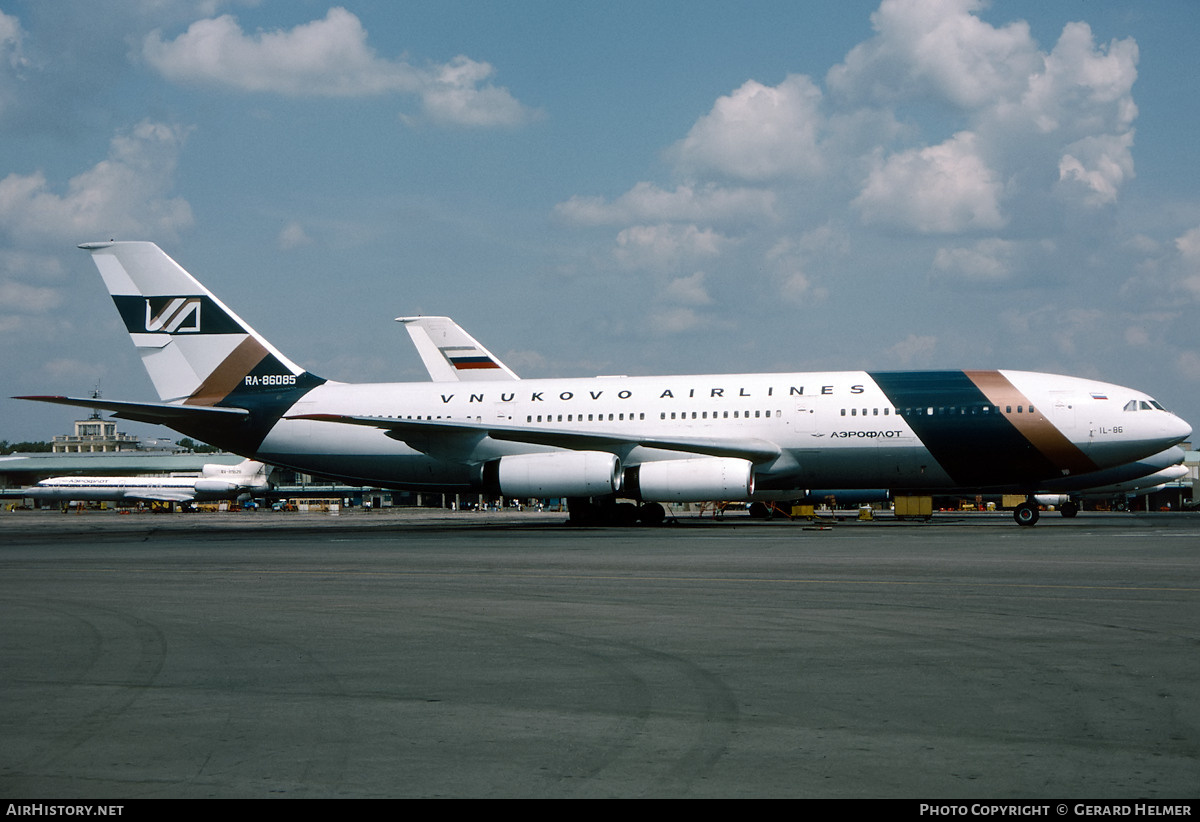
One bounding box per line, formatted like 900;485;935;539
1169;413;1193;444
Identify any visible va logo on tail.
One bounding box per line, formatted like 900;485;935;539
145;297;202;333
112;294;244;336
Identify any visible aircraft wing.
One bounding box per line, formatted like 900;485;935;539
14;396;250;426
396;316;520;381
289;413;782;464
124;490;198;503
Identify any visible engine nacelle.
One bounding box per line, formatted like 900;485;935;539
194;479;240;495
627;457;755;502
481;451;622;498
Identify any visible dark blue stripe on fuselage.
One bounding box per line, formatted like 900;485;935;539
869;371;1059;488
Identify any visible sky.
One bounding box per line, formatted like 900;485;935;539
2;0;1200;444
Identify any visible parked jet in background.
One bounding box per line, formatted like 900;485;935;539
23;459;269;505
16;242;1192;525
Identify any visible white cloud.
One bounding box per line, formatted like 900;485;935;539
648;306;703;335
417;56;539;128
555;0;1146;345
1017;22;1138;136
556;182;775;227
144;9;417;96
0;10;28;118
0;120;192;242
887;333;938;367
827;0;1040;110
278;222;313;250
1176;350;1200;383
0;279;60;313
144;8;539;128
933;238;1015;282
662;272;713;306
855;131;1005;233
1174;225;1200;299
669;74;825;181
613;224;725;271
1057;132;1135;207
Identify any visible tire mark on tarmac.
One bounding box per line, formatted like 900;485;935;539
416;613;739;797
0;597;166;789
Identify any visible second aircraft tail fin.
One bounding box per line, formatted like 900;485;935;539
396;315;519;381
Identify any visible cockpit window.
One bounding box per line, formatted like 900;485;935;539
1125;398;1169;412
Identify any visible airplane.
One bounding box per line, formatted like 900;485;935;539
15;241;1193;526
1037;459;1189;509
22;458;270;506
400;319;1195;520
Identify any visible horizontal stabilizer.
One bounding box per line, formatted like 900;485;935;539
289;412;782;464
14;395;250;427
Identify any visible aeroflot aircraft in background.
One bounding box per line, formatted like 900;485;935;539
23;459;269;505
17;242;1192;526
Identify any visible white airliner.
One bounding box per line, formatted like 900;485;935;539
23;459;269;505
398;316;1193;520
16;241;1192;526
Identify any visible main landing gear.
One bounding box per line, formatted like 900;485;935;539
1013;501;1039;526
567;497;667;526
1013;497;1080;525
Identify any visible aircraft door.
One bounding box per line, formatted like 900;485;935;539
1050;393;1077;431
791;403;815;434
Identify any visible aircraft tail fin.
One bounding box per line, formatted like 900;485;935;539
79;242;322;406
396;315;519;381
202;459;271;492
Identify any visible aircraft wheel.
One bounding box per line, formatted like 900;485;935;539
1060;501;1079;518
748;501;770;519
567;498;599;526
614;502;641;526
1014;502;1039;526
638;501;666;526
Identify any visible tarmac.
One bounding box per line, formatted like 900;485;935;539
1;507;1197;798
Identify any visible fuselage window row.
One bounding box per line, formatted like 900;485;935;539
839;404;1036;416
522;410;780;424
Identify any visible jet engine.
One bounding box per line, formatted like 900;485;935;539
480;451;622;498
626;457;755;502
193;479;241;495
